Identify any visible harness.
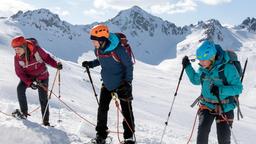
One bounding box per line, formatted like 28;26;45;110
191;64;237;114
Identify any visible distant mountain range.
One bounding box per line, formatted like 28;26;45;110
3;5;256;65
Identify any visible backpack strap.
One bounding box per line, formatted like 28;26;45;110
218;61;241;85
34;51;43;63
18;52;44;68
218;64;228;85
127;45;136;64
96;49;121;63
200;72;206;85
96;44;134;64
111;51;121;62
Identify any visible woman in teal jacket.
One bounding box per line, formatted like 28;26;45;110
182;40;242;144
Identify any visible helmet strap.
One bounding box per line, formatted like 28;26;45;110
210;56;216;64
99;39;110;50
99;41;106;49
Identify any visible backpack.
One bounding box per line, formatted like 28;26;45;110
219;50;242;85
96;33;136;64
27;38;40;48
27;38;43;63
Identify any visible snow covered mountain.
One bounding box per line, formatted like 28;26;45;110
6;6;189;65
7;6;255;65
105;6;188;64
238;17;256;32
176;19;243;57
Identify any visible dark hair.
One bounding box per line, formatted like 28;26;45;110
22;45;31;62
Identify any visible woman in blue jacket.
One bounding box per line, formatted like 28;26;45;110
182;40;242;144
82;24;135;144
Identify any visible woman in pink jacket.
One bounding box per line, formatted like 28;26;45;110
11;36;62;126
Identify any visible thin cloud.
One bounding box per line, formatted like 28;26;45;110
52;7;70;17
150;0;197;14
199;0;232;5
83;9;105;16
93;0;168;11
90;0;232;15
83;9;106;23
0;0;34;16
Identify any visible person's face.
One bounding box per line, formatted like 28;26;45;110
92;40;100;49
14;47;25;57
199;60;212;69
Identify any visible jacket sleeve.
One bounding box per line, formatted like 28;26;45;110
91;59;100;68
37;47;58;68
115;47;133;82
14;57;32;87
219;64;243;97
185;64;201;85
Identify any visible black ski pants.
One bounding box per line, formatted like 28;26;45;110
17;79;49;123
96;84;135;139
197;109;234;144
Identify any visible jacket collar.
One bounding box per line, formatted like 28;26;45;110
102;33;120;53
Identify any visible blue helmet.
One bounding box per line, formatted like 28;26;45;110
196;40;217;60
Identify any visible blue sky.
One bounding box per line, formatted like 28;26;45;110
0;0;255;26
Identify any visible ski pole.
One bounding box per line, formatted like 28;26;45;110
160;66;185;144
42;70;59;124
235;58;248;120
85;65;99;105
241;58;248;83
57;70;62;123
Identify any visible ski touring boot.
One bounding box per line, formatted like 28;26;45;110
11;109;28;119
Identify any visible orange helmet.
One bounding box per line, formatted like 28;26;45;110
90;24;109;41
11;36;27;48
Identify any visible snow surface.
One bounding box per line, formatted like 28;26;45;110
1;12;256;144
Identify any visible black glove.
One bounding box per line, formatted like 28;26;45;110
82;61;94;68
30;81;38;90
57;62;63;70
116;81;133;101
210;85;219;96
182;56;191;68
